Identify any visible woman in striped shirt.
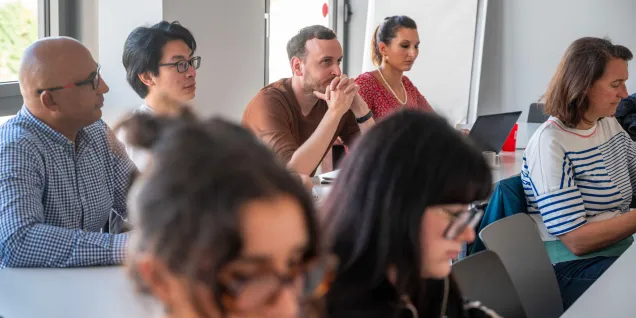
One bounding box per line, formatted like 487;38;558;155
522;37;634;310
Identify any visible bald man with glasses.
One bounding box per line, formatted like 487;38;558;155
0;37;136;268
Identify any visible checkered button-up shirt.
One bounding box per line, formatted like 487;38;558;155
0;107;136;268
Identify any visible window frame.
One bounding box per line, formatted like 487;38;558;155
0;0;55;113
263;0;345;85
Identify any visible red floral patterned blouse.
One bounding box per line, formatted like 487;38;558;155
355;71;434;119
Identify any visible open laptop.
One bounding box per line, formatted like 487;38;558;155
468;111;522;153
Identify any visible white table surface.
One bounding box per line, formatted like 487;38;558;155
491;150;524;183
0;266;160;318
313;150;525;200
560;243;636;318
312;122;539;200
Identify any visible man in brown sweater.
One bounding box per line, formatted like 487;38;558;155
242;25;375;176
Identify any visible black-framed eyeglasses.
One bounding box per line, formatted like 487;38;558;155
158;56;201;73
217;255;337;313
442;202;485;240
36;64;101;94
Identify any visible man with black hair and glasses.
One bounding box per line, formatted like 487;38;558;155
0;37;136;268
120;21;200;169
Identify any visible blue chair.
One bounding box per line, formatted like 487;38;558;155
469;175;528;255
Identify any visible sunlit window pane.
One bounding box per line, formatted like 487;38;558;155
0;0;39;83
268;0;330;84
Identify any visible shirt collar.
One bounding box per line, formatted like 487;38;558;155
20;106;94;148
139;103;156;114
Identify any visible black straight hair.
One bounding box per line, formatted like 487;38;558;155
123;21;197;98
322;110;492;317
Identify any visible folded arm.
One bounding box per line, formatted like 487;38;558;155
559;211;636;255
529;135;636;256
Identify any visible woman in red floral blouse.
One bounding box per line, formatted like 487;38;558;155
356;16;434;120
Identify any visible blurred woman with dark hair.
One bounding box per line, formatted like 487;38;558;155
118;110;333;317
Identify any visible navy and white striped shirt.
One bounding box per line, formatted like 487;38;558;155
0;107;136;268
521;117;636;241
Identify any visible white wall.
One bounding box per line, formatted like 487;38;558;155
0;0;101;117
97;0;265;125
362;0;479;125
163;0;265;121
345;0;368;77
98;0;162;125
75;0;99;60
478;0;636;120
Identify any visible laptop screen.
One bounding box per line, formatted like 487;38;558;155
468;111;522;153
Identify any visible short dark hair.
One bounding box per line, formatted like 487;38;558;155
119;109;319;316
286;25;337;61
322;110;492;316
544;37;633;128
371;16;417;66
122;21;197;98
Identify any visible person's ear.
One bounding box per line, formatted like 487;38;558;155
40;91;59;111
379;41;389;59
291;57;304;77
133;254;174;306
138;72;155;88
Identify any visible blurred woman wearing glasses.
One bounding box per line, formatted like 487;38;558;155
118;110;333;317
120;21;201;170
322;110;499;318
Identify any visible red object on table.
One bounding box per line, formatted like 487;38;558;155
502;123;518;152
